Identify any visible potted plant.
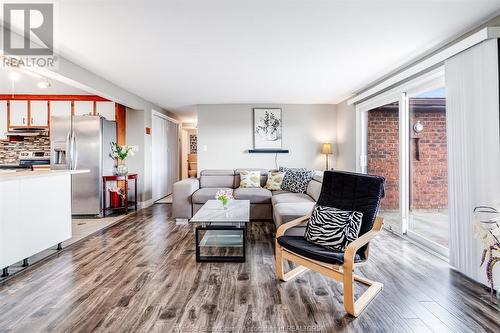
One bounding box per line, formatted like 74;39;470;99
110;142;135;176
473;206;500;301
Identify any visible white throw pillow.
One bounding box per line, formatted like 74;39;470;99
265;171;285;190
239;170;261;188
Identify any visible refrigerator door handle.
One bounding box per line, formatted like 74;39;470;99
65;132;72;167
72;134;78;170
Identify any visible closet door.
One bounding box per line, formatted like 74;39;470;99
152;114;168;201
166;121;179;194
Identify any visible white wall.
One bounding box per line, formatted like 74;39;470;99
335;100;357;171
197;104;336;171
29;46;175;206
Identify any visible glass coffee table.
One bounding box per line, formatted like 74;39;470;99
190;200;250;262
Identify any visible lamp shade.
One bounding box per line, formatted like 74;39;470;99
321;143;332;155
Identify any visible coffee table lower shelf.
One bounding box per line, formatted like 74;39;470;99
195;224;247;262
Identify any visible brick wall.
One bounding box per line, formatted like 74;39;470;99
367;99;448;211
367;106;400;210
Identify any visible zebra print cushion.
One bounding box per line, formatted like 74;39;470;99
305;205;363;251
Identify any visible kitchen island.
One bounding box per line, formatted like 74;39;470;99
0;170;89;276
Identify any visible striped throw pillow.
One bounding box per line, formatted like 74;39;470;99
305;205;363;251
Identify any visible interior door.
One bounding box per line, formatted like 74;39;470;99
167;121;179;193
152;114;168;201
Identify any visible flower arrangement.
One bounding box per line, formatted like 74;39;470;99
110;142;136;176
215;189;234;209
473;206;500;300
110;142;136;162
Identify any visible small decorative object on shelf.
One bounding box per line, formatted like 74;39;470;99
473;206;500;302
108;187;125;208
215;189;234;210
110;142;136;176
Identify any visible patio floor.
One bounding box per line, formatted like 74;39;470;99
380;210;449;247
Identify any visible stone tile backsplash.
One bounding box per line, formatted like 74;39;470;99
0;133;50;165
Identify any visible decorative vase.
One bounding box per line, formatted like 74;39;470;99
220;199;229;210
115;163;128;176
265;129;278;141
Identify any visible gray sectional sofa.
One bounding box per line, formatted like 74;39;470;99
172;168;323;235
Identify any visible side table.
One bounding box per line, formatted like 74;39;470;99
102;173;138;217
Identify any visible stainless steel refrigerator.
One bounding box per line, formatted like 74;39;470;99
50;114;116;216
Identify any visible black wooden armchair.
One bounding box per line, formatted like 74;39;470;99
275;171;385;317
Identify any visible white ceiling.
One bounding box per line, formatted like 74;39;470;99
47;1;500;119
0;66;91;95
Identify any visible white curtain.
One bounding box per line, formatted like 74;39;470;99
445;38;500;287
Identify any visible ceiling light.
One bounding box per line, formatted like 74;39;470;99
38;79;51;89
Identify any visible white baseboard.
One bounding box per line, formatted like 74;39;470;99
138;199;154;209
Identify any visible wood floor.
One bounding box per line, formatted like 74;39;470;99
0;205;498;333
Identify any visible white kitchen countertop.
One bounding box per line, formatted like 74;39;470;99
0;169;90;182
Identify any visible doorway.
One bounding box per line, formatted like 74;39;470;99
359;71;449;256
152;111;179;202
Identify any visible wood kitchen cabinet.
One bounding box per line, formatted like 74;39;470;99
0;101;7;140
95;101;115;121
73;101;94;116
9;100;28;127
29;101;49;127
49;100;72;116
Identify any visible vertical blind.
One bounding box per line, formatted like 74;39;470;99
445;38;500;287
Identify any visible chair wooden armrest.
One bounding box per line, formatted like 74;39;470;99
275;215;311;238
344;217;384;266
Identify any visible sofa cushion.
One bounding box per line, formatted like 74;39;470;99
200;170;235;176
306;178;322;201
233;187;272;204
192;188;232;204
273;202;315;226
234;168;268;187
200;176;235;188
279;167;314;193
277;236;364;265
271;192;314;205
265;171;285;190
239;170;262;188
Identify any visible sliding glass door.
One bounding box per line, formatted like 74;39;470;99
408;87;449;249
358;71;449;256
366;101;401;232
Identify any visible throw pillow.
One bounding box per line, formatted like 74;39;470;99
279;167;313;193
239;170;261;188
305;205;363;251
265;171;285;190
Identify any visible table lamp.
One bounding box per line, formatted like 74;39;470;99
321;143;332;170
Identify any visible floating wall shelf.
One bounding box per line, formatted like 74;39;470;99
248;149;289;154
